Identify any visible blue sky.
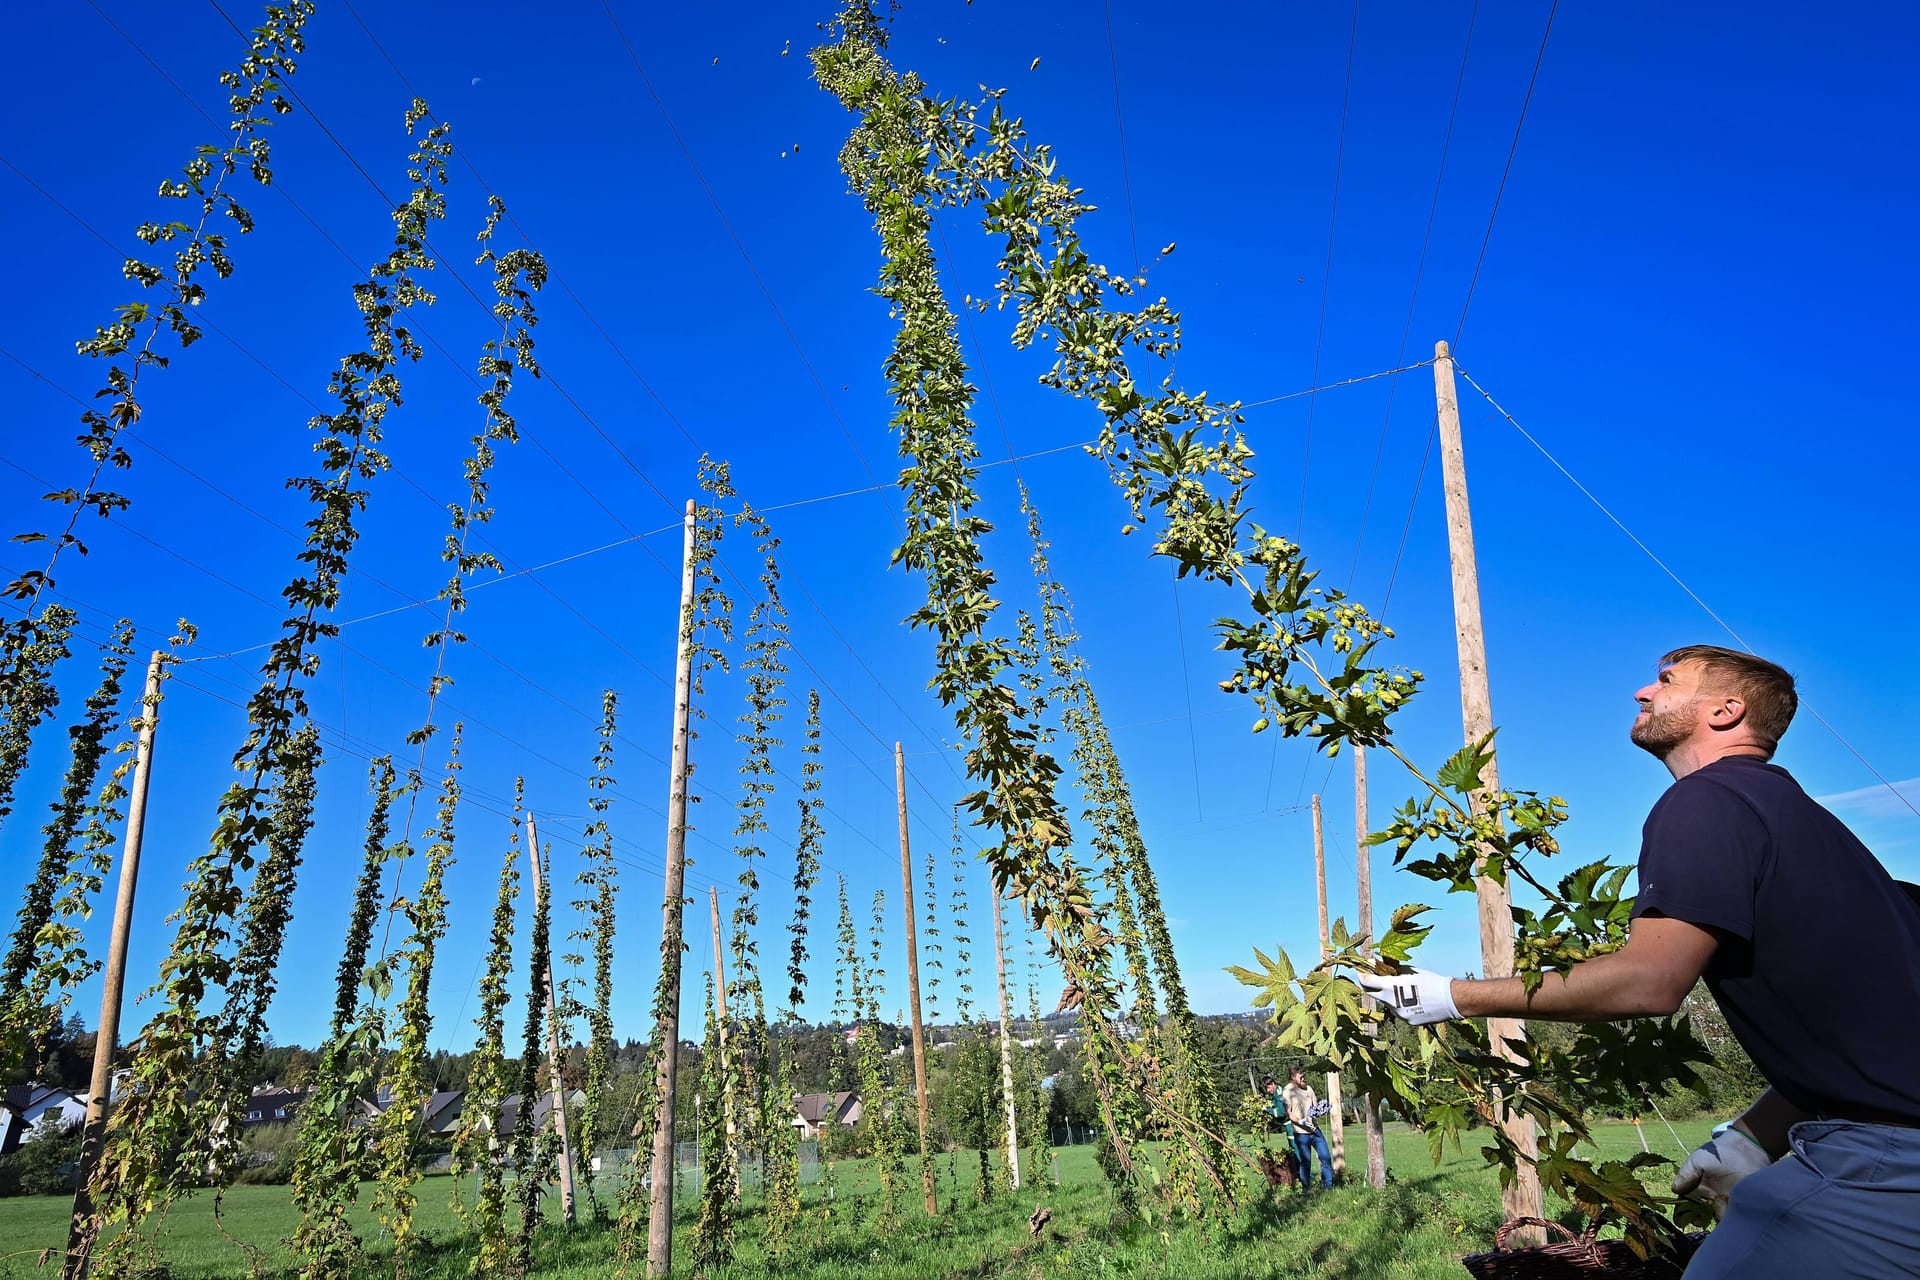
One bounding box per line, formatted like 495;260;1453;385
3;1;1916;1056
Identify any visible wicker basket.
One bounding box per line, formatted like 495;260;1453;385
1460;1218;1706;1279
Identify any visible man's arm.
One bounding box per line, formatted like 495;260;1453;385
1450;915;1722;1022
1729;1087;1811;1160
1670;1088;1808;1214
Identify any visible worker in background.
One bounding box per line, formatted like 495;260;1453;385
1282;1067;1334;1189
1358;646;1920;1278
1258;1075;1302;1185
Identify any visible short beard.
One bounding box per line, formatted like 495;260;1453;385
1630;703;1696;759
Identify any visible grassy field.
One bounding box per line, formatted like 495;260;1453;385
0;1121;1714;1280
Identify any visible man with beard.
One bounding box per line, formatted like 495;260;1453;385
1357;645;1920;1278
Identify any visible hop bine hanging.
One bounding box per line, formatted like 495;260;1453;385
449;779;525;1275
510;829;557;1277
0;618;136;1070
290;760;400;1280
81;102;456;1276
813;0;1712;1250
0;606;79;839
811;6;1206;1207
0;1;312;617
369;729;463;1280
567;692;620;1220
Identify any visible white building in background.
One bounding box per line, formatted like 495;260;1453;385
1;1083;86;1154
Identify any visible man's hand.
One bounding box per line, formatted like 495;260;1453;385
1671;1123;1773;1218
1353;969;1460;1025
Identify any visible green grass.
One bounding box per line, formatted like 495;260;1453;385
0;1121;1714;1280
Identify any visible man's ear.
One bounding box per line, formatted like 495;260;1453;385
1710;695;1748;732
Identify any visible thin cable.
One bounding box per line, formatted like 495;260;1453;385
82;0;363;272
1097;23;1206;820
1644;1092;1692;1161
0;455;281;611
596;0;902;534
1379;419;1438;618
1297;0;1363;541
57;8;670;584
1455;364;1920;823
1242;362;1430;409
1167;576;1206;823
1345;0;1480;587
1100;0;1143;271
202;0;684;540
1269;0;1370;807
336;0;705;454
197;3;982;798
4;303;677;685
1453;0;1559;345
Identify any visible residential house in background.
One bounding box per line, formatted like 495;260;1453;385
242;1084;313;1129
344;1083;474;1135
496;1087;585;1142
790;1091;861;1141
0;1084;86;1154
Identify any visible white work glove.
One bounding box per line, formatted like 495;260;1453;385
1352;969;1460;1025
1671;1122;1772;1218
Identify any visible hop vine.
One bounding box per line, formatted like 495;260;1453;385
2;1;313;611
83;105;455;1270
568;693;619;1219
290;759;399;1280
0;619;135;1068
451;778;523;1273
370;729;461;1279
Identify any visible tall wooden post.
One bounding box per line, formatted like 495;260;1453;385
647;499;700;1277
895;744;938;1215
990;884;1021;1189
1310;795;1345;1180
526;815;577;1225
1354;746;1388;1188
708;887;739;1199
1433;339;1544;1230
64;651;164;1280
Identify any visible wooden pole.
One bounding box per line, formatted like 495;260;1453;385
990;884;1022;1190
1310;795;1345;1180
526;814;577;1225
894;743;938;1216
1354;745;1388;1188
1312;794;1329;954
708;887;739;1199
64;650;164;1280
1433;339;1544;1232
647;498;699;1277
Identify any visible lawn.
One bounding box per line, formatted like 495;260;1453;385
0;1121;1715;1280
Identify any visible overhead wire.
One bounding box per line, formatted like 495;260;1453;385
1296;0;1362;541
1306;0;1483;810
1272;0;1363;812
594;0;902;535
1455;363;1920;824
316;1;994;821
1345;0;1481;591
201;1;981;835
0;137;677;686
1453;0;1560;346
336;0;702;454
1098;5;1205;822
1309;0;1559;818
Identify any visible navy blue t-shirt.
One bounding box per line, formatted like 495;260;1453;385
1632;755;1920;1124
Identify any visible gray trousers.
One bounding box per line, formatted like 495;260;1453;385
1685;1120;1920;1278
